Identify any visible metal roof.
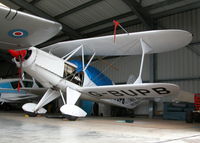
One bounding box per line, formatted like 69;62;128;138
0;0;200;45
35;0;91;17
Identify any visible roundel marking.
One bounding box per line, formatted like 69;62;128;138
8;29;29;38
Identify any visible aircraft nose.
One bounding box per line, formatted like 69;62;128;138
8;49;27;59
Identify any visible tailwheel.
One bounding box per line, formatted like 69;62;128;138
64;115;78;121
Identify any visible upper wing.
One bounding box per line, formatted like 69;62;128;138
79;83;179;99
43;30;192;57
0;6;62;50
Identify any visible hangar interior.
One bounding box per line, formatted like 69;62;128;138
0;0;200;119
0;0;200;143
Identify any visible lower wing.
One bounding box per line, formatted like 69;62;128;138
79;83;179;99
79;83;179;109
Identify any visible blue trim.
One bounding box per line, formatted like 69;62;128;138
70;60;113;86
0;82;26;93
0;90;25;94
0;82;12;88
80;100;94;116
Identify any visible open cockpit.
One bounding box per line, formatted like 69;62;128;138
64;61;84;86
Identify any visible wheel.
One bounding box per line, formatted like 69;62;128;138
185;110;193;123
64;115;78;121
25;111;37;117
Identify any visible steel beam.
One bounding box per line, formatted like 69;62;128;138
84;19;141;37
30;0;41;5
154;1;200;18
78;12;133;32
18;0;41;11
146;0;183;10
187;46;200;57
122;0;154;29
78;0;184;33
84;1;200;36
55;0;103;19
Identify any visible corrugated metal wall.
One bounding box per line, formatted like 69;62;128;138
94;8;200;93
93;8;200;115
92;54;150;83
156;8;200;93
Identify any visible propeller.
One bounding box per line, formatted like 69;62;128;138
8;49;27;91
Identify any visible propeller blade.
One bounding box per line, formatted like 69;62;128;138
8;49;27;92
8;49;27;59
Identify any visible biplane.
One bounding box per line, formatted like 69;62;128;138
0;6;192;120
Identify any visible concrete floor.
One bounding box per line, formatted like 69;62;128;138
0;112;200;143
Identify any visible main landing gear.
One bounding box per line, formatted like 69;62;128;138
22;88;87;121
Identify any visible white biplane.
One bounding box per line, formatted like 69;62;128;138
0;6;192;120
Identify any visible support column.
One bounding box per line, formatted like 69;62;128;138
149;54;157;118
148;100;154;118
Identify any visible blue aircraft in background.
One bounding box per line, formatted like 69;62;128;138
0;78;44;103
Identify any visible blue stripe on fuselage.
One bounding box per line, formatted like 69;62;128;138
69;60;113;86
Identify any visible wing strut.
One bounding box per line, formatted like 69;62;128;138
60;87;87;118
62;44;95;72
22;88;60;115
134;39;152;84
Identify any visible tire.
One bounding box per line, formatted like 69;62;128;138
64;115;78;121
25;111;37;117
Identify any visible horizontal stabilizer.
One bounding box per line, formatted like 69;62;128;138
173;90;194;103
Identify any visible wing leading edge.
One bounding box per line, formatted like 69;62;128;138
43;30;192;57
